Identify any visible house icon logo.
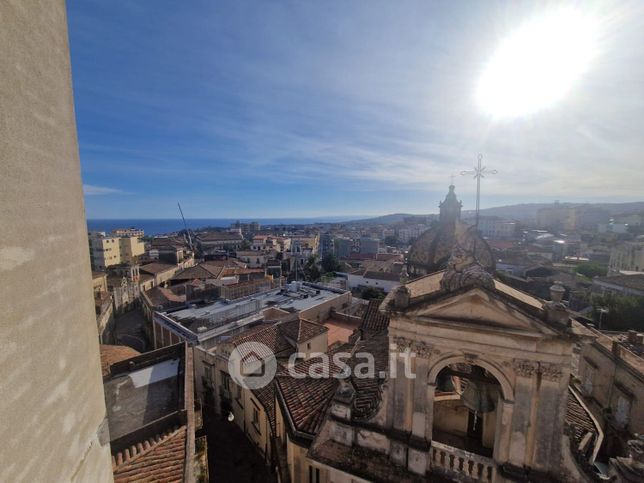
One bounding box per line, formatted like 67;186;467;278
228;341;277;389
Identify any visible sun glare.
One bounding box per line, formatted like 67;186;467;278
477;8;598;119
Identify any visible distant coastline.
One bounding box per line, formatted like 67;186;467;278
86;217;361;236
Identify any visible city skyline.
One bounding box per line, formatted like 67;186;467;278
69;1;644;218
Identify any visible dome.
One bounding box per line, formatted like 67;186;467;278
407;186;495;276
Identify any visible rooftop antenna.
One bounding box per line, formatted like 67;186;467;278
177;202;194;252
461;154;497;228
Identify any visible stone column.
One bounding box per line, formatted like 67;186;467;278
531;363;567;473
493;399;514;464
508;359;538;467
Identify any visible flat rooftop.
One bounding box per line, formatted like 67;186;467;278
104;357;181;440
162;282;347;335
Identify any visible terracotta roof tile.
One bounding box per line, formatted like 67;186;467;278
100;345;141;378
360;299;390;334
140;262;177;275
112;426;187;483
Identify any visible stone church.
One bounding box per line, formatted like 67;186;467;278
274;187;604;482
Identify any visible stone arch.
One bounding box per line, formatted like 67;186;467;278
427;352;514;402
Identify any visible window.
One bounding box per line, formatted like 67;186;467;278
221;371;231;391
307;342;311;350
308;465;320;483
253;406;259;425
615;395;631;427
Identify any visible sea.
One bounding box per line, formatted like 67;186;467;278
86;217;359;236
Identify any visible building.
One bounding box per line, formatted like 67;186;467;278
111;227;145;238
407;185;495;276
197;231;244;254
592;274;644;297
89;231;145;270
537;203;610;232
346;269;401;294
1;2;113;479
334;237;354;259
273;225;600;483
470;216;517;239
152;282;351;351
359;237;380;255
609;241;644;275
235;250;269;268
398;225;429;244
577;329;643;459
102;343;207;482
194;316;330;463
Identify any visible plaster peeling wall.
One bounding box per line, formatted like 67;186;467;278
0;1;113;481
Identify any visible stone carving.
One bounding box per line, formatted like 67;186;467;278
513;359;539;377
393;336;413;352
539;363;563;382
440;223;495;292
411;341;433;358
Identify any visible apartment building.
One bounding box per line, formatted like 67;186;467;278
89;231;145;270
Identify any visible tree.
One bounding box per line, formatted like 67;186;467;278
592;292;644;331
321;253;341;273
361;287;385;300
304;255;321;282
575;262;607;279
384;235;399;247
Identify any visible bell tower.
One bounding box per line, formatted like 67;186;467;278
439;185;462;224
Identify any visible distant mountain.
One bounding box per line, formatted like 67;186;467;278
349;201;644;225
347;213;423;225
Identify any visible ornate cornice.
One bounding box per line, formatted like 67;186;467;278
392;336;432;358
513;359;539;377
539;362;563;382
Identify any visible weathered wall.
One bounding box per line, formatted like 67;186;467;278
0;1;113;481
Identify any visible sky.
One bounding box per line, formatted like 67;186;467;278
67;0;644;219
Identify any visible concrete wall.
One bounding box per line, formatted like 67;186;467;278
0;1;113;481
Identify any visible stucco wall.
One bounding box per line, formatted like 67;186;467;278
0;1;113;481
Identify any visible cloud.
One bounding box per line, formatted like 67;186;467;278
83;184;122;196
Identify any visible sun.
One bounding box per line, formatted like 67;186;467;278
476;8;598;119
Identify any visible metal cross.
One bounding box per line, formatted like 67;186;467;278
460;154;497;228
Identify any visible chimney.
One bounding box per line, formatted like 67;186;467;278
549;282;565;303
636;333;644;347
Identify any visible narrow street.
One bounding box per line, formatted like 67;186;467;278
202;414;276;483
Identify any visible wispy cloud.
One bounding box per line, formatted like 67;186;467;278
83;184;122;196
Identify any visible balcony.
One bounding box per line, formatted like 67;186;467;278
430;440;496;482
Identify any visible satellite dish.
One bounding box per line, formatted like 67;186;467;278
227;412;234;422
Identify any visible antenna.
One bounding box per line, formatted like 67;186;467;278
177;202;194;252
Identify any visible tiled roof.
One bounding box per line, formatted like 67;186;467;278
172;263;223;281
276;344;353;436
295;319;328;343
360;299;390;334
140;262;177;275
565;387;598;444
595;274;644;291
112;426;187;482
144;286;186;307
100;345;140;378
350;334;389;420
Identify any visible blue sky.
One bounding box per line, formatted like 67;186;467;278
67;0;644;219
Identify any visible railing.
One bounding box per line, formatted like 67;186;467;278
430;441;496;482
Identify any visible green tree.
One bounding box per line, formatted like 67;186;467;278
575;262;607;279
592;292;644;331
361;287;385;300
321;253;341;273
304;255;321;282
384;235;399;247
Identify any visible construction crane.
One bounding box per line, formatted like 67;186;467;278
177;202;194;253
